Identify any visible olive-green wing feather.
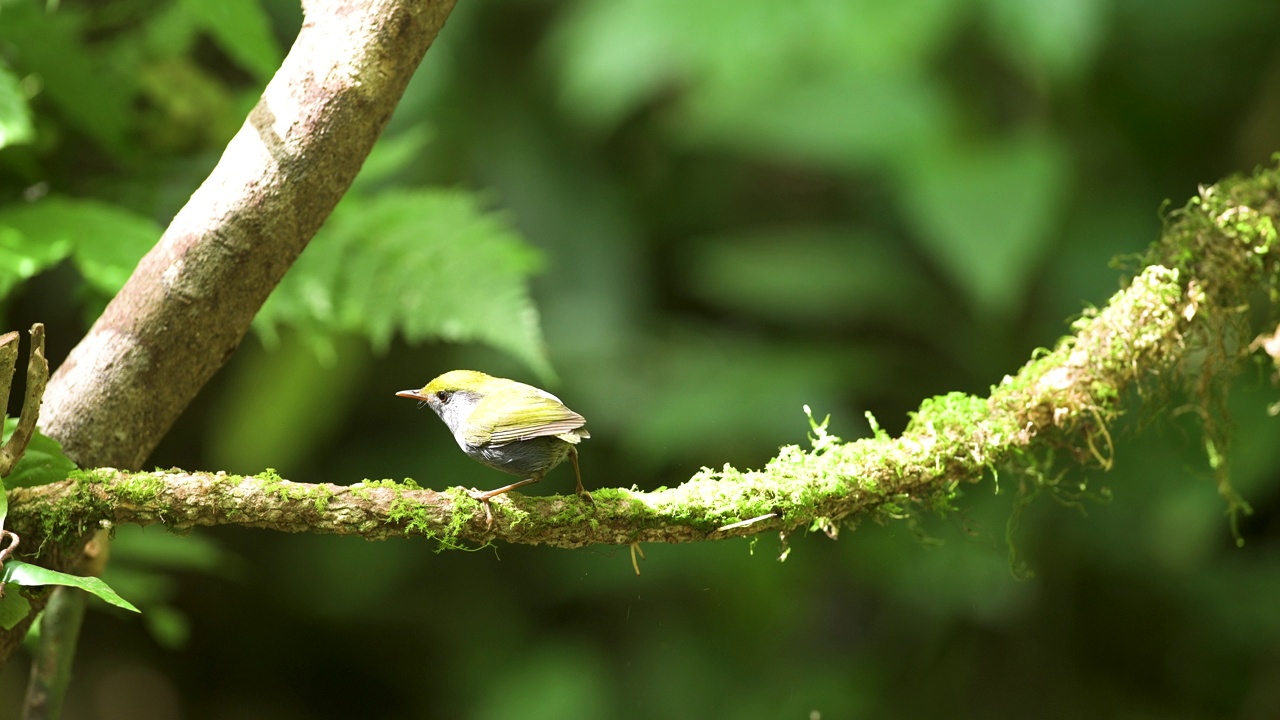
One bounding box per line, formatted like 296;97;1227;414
463;385;587;447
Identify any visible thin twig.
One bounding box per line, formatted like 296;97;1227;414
0;324;47;476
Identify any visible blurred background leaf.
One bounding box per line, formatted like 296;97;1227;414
2;0;1280;717
0;64;34;151
899;130;1070;316
979;0;1106;83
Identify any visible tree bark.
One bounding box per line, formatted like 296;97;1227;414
40;0;456;470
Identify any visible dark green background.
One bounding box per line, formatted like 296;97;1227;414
2;0;1280;717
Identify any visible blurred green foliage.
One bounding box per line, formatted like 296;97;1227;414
0;63;33;150
1;0;1280;717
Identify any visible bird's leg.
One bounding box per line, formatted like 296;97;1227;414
571;447;593;505
470;475;542;528
475;476;541;500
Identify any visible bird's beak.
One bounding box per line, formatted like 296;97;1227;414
396;389;425;400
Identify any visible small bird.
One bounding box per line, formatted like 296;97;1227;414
397;370;591;525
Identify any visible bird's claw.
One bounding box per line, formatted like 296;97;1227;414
466;488;496;529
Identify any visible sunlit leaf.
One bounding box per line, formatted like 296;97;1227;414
0;197;158;296
0;226;70;305
0;64;35;150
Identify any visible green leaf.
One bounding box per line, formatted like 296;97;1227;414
0;226;71;301
899;131;1070;316
0;589;30;630
258;189;554;380
0;63;35;150
2;560;140;613
0;197;159;296
181;0;283;83
0;476;7;532
2;418;78;489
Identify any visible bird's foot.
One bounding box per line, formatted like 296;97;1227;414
467;488;496;529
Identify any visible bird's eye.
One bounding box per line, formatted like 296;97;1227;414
435;390;449;401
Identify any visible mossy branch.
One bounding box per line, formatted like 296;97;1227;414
0;264;1232;551
9;168;1280;552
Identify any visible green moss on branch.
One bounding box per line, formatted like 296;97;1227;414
7;162;1280;553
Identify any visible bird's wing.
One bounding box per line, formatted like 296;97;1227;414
464;386;587;447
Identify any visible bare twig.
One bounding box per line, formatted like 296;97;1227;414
0;530;17;560
0;331;19;429
0;324;47;476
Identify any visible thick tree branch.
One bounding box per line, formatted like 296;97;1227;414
39;0;457;471
0;264;1225;549
3;0;458;667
